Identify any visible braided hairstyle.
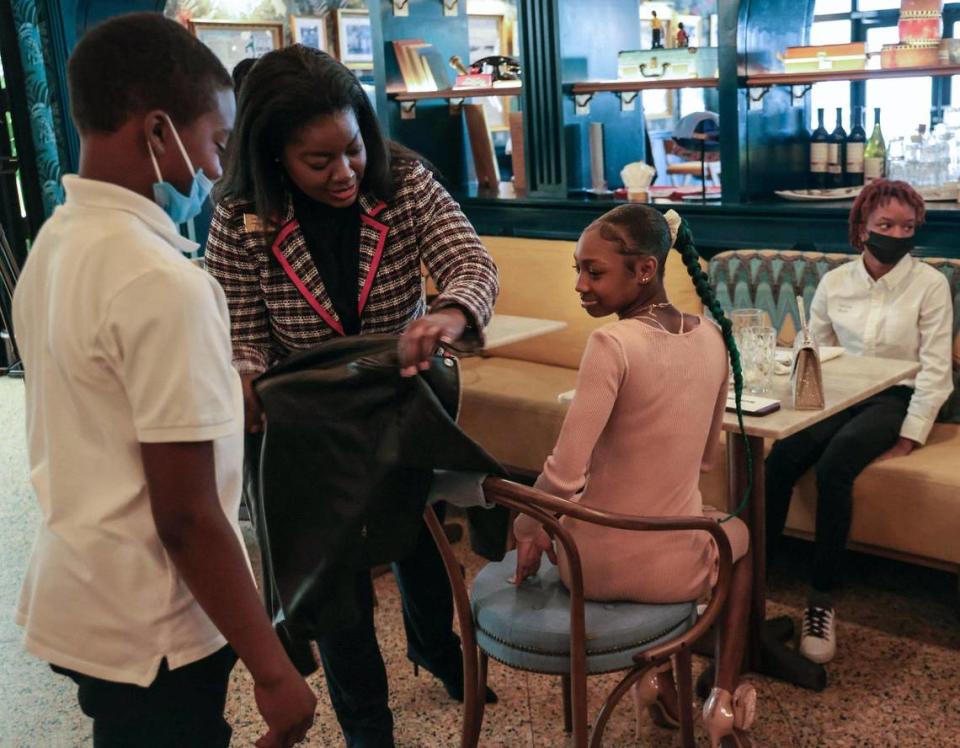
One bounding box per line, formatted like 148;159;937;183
593;204;751;521
673;217;751;521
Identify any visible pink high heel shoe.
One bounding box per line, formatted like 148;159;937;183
702;683;756;747
632;663;680;732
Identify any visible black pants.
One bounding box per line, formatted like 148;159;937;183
52;646;237;748
315;504;461;748
765;386;911;592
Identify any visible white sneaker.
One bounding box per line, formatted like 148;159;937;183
799;601;836;664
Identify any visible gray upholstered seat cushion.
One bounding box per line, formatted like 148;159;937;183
470;551;697;675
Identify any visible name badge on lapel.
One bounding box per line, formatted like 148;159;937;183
243;213;266;233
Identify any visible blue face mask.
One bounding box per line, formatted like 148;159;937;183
147;115;213;225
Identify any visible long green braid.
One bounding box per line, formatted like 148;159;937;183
674;218;752;522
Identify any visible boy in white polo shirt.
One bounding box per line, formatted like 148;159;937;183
12;14;315;748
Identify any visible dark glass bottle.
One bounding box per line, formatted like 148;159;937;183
827;107;847;189
810;108;829;190
846;106;866;187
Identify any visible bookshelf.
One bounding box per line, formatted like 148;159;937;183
363;0;960;255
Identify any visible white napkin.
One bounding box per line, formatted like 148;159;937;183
620;161;656;192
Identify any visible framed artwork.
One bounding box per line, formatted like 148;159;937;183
335;9;373;69
189;20;283;74
290;14;330;52
468;15;507;60
467;14;514;132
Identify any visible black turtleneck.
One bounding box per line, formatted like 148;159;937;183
291;188;362;336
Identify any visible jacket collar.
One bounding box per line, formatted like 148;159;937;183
269;188;390;336
62;175;199;256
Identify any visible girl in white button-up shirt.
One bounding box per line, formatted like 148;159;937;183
765;180;954;667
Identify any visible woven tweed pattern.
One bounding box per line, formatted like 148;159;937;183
206;161;499;372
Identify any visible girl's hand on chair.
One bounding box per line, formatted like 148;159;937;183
511;529;557;585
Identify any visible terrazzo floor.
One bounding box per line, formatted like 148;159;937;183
1;376;959;747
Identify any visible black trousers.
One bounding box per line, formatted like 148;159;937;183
52;646;237;748
314;504;461;748
765;386;912;592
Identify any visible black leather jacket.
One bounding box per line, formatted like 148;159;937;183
251;334;503;638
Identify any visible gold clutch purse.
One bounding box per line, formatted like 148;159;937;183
791;296;825;410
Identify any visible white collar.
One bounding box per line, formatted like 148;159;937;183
855;251;915;290
61;175;200;255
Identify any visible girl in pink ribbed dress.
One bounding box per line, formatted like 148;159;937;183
513;205;755;748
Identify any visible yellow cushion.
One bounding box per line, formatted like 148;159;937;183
697;425;960;567
458;356;576;473
479;236;705;370
787;423;960;566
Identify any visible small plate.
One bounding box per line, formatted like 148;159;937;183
774;187;863;201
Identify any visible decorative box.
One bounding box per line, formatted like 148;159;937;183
454;73;493;88
617;47;718;80
900;0;943;12
899;13;943;43
940;38;960;65
881;41;941;68
782;43;867;72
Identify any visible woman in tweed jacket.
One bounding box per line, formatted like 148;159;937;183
206;47;498;747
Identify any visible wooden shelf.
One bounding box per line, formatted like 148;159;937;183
390;84;521;102
568;77;718;94
746;64;960;87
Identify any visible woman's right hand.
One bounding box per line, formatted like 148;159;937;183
253;668;317;747
511;528;557;585
241;372;265;433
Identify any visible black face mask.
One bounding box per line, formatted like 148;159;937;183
865;232;914;265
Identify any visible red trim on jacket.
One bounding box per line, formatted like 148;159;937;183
357;212;389;316
270;220;346;336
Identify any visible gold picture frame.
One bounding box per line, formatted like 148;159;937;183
289;14;330;53
335;9;374;69
467;13;515;132
189;20;283;74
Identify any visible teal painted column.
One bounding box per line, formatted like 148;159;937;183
517;0;565;197
11;0;64;216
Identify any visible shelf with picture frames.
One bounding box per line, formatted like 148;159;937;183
388;83;522;118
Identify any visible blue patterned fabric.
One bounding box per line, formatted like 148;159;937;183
12;0;64;217
709;249;960;422
470;551;697;675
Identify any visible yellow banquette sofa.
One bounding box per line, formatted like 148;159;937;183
458;239;960;580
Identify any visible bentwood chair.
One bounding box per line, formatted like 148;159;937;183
424;476;733;748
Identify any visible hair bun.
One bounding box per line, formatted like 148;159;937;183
663;209;683;248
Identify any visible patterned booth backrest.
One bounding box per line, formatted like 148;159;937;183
709;249;960;421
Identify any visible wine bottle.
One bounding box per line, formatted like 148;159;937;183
827;107;847;189
810;108;829;190
864;107;886;183
846;106;866;187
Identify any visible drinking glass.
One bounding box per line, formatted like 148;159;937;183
737;325;776;395
730;308;768;335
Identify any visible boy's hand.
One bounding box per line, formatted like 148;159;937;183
398;307;468;377
241;372;265;433
254;669;317;747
